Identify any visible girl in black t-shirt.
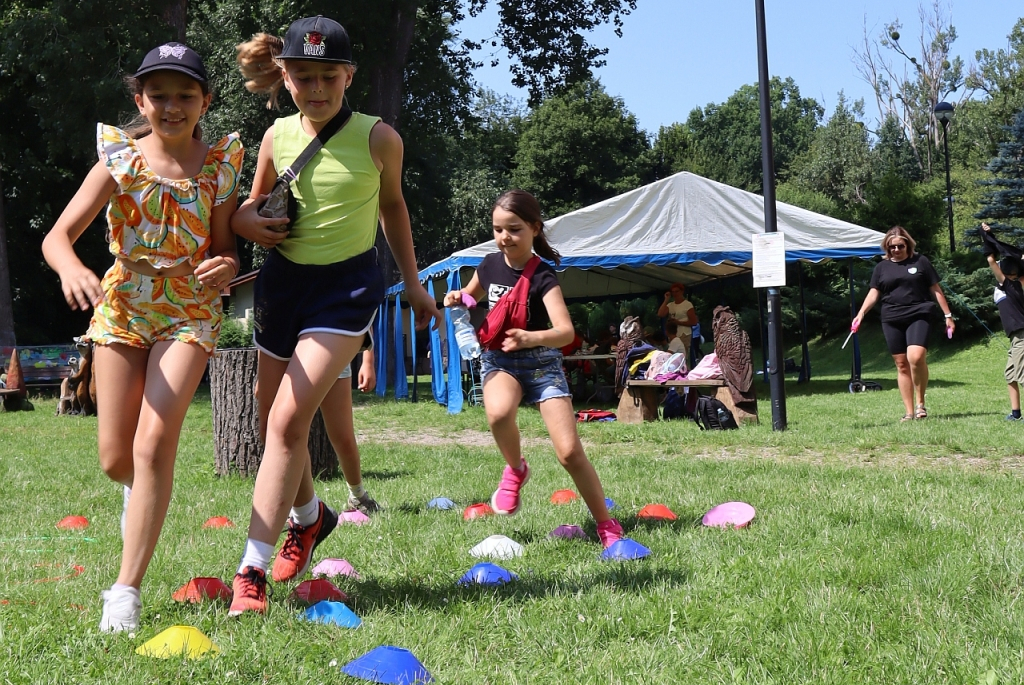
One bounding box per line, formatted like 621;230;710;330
852;226;955;422
443;190;632;551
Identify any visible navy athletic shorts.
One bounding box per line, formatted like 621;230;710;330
253;248;384;360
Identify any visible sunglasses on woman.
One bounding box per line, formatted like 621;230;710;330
889;243;907;251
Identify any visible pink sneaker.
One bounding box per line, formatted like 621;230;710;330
490;461;530;515
596;519;624;548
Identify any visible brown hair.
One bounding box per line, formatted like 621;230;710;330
492;190;561;266
236;33;287;109
121;74;209;140
882;226;916;259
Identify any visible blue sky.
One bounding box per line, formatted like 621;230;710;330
458;1;1022;134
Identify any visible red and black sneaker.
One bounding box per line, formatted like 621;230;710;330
228;566;268;617
271;502;339;582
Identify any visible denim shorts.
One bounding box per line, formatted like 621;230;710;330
480;347;571;404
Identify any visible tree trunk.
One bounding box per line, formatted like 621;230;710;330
0;170;15;347
364;0;418;129
210;348;339;478
161;0;187;42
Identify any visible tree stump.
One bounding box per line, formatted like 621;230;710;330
210;348;339;478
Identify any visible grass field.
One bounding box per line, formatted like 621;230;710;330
2;331;1024;684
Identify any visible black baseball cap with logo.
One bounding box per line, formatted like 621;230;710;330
134;43;208;85
279;16;353;64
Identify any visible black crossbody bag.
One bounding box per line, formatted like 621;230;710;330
257;107;353;231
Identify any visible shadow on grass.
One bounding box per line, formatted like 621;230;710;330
781;377;967;397
362;469;414;482
348;564;691;613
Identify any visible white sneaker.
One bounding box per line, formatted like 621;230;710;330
99;586;141;633
120;486;131;539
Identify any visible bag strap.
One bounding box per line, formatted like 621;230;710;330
521;255;541;282
276;107;353;183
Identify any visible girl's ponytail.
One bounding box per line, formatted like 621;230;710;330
493;190;561;267
236;33;286;109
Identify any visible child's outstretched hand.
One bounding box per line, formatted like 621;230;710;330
59;264;103;311
408;282;442;330
442;289;463;307
195;256;236;290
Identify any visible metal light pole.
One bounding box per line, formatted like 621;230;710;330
935;101;955;252
754;0;786;430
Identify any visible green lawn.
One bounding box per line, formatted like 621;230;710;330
2;331;1023;684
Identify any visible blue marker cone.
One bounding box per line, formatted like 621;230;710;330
601;538;651;561
426;497;456;511
605;497;616;510
302;600;362;628
341;645;433;684
457;562;517;587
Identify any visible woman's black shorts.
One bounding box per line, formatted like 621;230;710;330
881;317;931;355
253;248;384;360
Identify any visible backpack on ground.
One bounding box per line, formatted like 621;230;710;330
662;388;685;420
693;395;738;430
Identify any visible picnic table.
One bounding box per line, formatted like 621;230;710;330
617;377;758;425
563;353;616;402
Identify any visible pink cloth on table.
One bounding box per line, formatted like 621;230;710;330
654;371;687;382
686;352;722;380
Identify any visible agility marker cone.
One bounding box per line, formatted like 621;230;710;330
702;502;755;529
341;645;433;683
136;626;219;659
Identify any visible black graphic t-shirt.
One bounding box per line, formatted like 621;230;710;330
995;277;1024;337
868;253;941;323
474;252;559;331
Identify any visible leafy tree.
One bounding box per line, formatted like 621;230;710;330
855;171;945;256
874;115;924;181
964;18;1024;160
0;0;174;343
973;108;1024;243
853;0;968;177
789;94;872;217
646;122;699;181
511;80;650;217
683;77;822;193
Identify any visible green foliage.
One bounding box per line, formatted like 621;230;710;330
934;259;1001;337
682;77;823;193
482;0;638;107
789;94;871;218
0;0;174;343
855;171;945;256
217;306;254;349
972;108;1024;246
511;80;650;217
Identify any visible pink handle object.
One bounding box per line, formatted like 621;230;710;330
850;319;860;333
461;293;477;308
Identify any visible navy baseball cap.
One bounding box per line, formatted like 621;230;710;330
279;16;353;63
135;42;208;85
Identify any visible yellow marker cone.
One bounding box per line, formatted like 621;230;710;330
135;626;220;659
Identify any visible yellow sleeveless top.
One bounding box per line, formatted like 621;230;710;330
272;112;381;265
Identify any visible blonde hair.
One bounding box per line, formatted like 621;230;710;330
236;33;287;109
882;226;916;259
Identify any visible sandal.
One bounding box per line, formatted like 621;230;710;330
900;413;915;423
915;404;928;419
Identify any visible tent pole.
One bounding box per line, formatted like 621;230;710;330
755;0;787;430
849;259;862;381
798;261;810;382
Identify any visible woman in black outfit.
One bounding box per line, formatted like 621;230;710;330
852;226;955;422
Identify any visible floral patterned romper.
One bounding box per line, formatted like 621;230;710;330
85;124;244;354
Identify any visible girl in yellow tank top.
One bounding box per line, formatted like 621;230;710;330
226;15;440;616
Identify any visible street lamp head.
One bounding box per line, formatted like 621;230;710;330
934;101;954;125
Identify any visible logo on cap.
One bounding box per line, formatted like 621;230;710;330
158;44;188;60
303;32;326;57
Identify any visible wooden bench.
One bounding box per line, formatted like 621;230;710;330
617;378;758;425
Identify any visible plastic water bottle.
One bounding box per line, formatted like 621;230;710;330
451;297;481;360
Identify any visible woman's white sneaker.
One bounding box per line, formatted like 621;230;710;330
99;586;141;633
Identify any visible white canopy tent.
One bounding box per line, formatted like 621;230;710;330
378;171;886;411
386;171;886;299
